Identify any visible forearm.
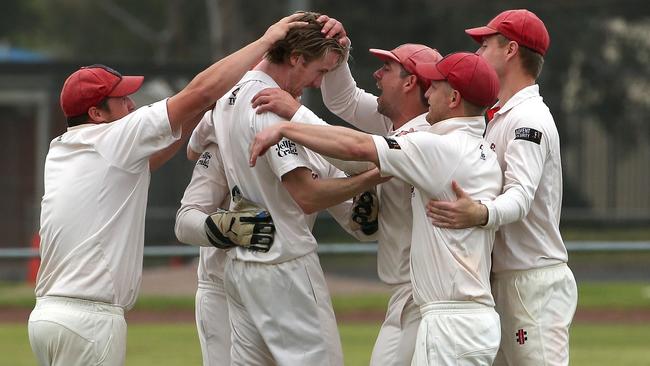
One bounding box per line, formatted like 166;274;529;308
296;168;382;214
175;206;212;247
483;185;531;228
150;110;203;171
281;123;379;165
321;54;391;135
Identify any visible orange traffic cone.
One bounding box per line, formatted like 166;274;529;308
27;234;40;284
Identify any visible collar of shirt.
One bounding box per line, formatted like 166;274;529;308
67;123;97;132
492;84;541;120
427;116;485;138
241;70;280;87
390;113;430;136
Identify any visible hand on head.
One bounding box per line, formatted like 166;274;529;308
262;13;310;45
317;15;350;47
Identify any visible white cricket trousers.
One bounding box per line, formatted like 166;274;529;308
196;279;231;366
370;282;421;366
411;301;501;366
224;251;343;366
28;296;127;366
492;263;578;366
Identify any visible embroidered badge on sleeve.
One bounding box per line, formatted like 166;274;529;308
514;127;542;145
384;137;401;150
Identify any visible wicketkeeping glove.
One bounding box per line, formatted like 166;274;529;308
351;190;379;235
204;187;275;252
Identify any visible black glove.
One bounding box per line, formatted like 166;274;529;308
204;187;275;252
351;190;379;235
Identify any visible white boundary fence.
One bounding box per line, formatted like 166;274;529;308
1;241;650;259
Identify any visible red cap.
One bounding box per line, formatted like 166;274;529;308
465;9;550;56
369;44;442;88
415;52;499;107
60;64;144;118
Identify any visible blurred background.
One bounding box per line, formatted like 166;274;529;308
0;0;649;365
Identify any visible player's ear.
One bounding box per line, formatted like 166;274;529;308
289;53;302;67
449;89;462;109
87;106;104;123
403;74;418;92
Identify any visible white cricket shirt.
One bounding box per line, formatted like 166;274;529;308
211;71;321;264
482;85;568;272
36;100;179;309
175;143;231;283
372;117;502;306
320;58;429;285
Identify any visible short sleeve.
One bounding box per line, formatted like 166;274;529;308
95;99;180;172
373;132;455;197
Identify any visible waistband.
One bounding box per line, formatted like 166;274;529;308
492;262;568;279
420;301;492;316
35;296;124;316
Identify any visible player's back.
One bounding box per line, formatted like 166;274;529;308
212;71;318;264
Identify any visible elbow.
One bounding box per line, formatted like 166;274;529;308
292;195;320;215
347;140;375;162
297;201;319;215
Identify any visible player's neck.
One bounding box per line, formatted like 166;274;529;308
390;99;428;130
256;60;291;91
497;71;536;107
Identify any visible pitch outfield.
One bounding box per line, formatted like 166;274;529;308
1;322;650;365
1;282;649;365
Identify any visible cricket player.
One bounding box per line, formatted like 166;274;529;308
427;9;578;365
249;52;504;365
176;111;377;366
209;12;386;366
175;111;275;366
28;14;309;366
252;34;443;364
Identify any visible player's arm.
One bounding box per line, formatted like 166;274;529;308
249;122;380;168
427;121;548;229
186;110;217;161
149;14;308;171
175;145;231;247
310;154;379;240
281;166;384;215
175;145;274;251
251;90;375;175
318;25;392;135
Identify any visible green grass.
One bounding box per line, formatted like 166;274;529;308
4;282;649;310
3;323;649;366
578;282;650;309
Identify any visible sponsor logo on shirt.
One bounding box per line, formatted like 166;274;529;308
228;87;241;106
197;151;212;168
384;137;401;150
275;139;298;158
479;144;486;161
490;143;496;151
514;127;542;145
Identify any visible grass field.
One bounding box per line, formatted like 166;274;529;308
1;323;650;365
2;281;649;365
